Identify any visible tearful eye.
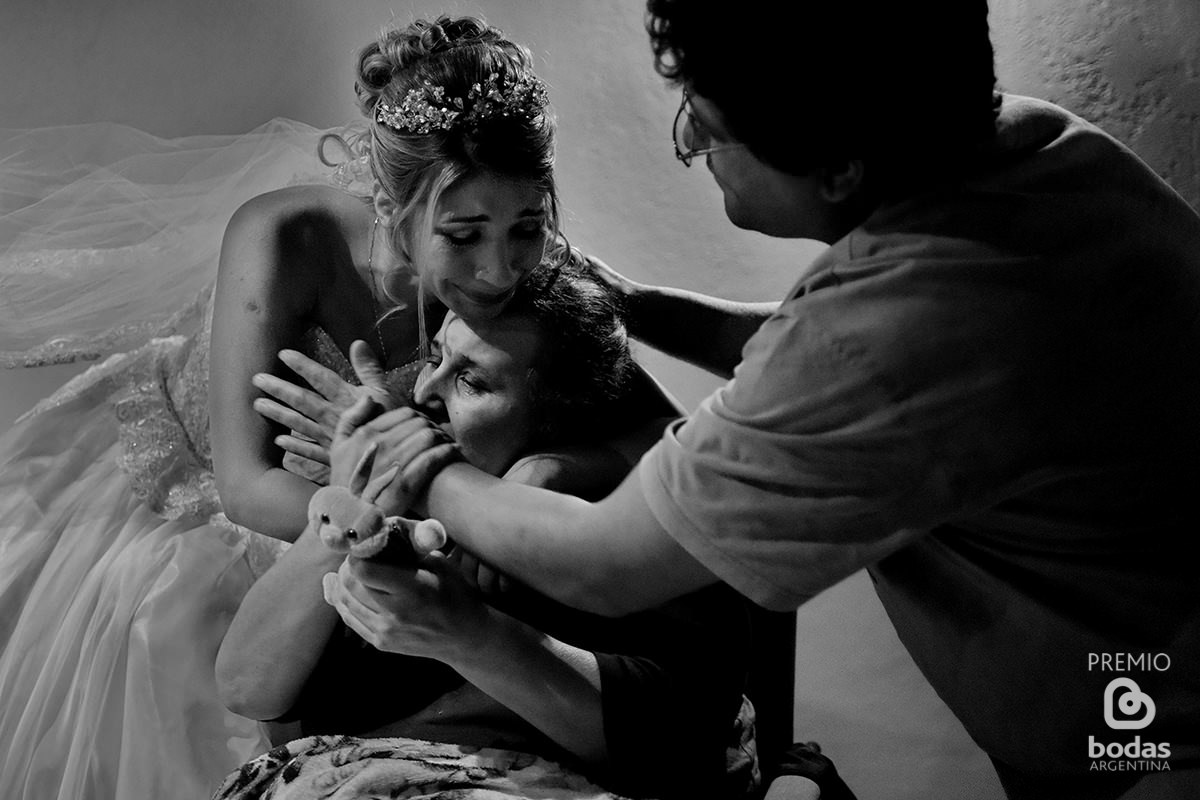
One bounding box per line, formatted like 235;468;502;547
319;513;330;524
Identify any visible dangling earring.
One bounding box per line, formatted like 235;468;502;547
398;249;417;277
394;232;425;358
416;281;429;361
383;221;426;360
365;217;391;365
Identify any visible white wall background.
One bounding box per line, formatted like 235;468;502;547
2;2;1196;799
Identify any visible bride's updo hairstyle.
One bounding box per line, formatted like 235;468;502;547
355;15;564;277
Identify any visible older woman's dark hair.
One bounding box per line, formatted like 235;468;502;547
646;0;1000;190
506;256;638;447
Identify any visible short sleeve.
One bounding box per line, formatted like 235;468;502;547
638;280;956;610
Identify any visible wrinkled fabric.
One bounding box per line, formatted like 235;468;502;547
211;735;632;800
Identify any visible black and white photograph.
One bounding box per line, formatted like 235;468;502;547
1;2;1198;799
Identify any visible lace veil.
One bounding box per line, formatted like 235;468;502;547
0;119;367;368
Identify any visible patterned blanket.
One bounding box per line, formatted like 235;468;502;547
212;735;635;800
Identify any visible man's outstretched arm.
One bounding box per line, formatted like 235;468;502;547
423;461;718;616
587;256;777;379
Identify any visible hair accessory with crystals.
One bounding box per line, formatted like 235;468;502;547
375;72;548;135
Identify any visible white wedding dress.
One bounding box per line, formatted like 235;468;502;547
0;119;371;800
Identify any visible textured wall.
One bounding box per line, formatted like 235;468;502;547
991;0;1200;210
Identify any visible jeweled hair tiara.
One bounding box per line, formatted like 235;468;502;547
375;72;548;135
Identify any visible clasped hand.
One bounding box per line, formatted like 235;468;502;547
319;365;489;660
322;547;496;663
251;339;398;466
327;392;458;514
253;339;503;658
253;338;457;512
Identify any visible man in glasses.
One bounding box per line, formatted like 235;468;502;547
326;2;1200;799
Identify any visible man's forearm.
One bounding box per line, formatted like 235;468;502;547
424;462;716;616
625;284;776;379
423;464;594;602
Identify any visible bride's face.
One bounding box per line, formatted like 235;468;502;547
419;172;549;323
411;311;540;476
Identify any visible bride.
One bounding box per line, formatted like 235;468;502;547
0;15;607;799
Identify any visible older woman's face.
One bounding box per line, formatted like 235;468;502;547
411;311;541;476
419;172;549;322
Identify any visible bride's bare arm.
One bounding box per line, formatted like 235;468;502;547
209;189;328;540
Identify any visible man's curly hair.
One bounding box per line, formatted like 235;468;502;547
646;0;1001;188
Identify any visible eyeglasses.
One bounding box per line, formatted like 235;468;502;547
673;91;745;167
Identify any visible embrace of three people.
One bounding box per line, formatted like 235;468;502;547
0;2;1198;800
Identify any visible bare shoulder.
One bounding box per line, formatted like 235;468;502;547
220;184;372;286
223;183;370;245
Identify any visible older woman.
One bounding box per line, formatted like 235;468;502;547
217;260;757;800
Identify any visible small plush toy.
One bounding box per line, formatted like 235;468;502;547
308;443;446;563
